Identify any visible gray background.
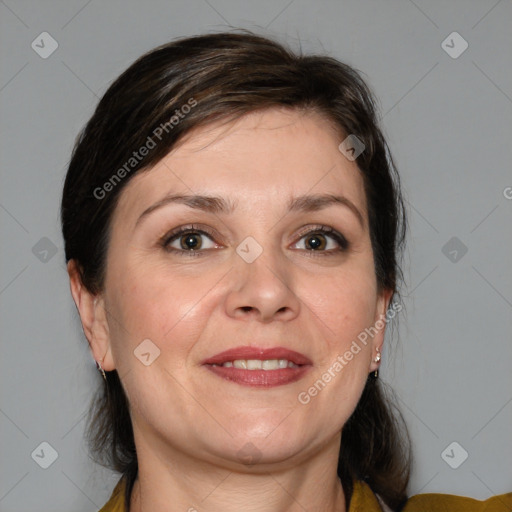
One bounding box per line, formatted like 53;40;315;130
1;0;511;510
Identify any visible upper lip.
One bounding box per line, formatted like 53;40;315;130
202;346;313;366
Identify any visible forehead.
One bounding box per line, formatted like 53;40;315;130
113;108;368;227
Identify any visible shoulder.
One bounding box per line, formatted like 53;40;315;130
98;476;126;512
402;490;512;512
350;481;512;512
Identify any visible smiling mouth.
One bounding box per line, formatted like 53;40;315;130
202;347;312;387
210;359;299;369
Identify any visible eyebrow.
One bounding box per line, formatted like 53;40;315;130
134;193;365;229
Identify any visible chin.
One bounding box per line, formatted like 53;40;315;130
229;423;310;461
215;436;308;470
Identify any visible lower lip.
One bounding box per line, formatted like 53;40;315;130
204;365;311;387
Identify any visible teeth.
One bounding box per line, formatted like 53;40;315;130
247;359;262;370
215;359;299;369
262;359;279;370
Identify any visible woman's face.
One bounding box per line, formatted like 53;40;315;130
87;108;391;469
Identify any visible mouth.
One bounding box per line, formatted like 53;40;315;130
202;346;312;388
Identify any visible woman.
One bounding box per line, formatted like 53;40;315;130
61;31;511;512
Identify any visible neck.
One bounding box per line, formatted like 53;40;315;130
129;434;346;512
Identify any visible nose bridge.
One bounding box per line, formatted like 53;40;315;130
225;233;300;321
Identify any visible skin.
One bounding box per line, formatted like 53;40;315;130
68;108;392;512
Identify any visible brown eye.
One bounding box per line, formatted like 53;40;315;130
178;232;203;250
304;233;327;250
293;226;349;255
161;225;219;257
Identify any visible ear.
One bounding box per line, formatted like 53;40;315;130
369;287;394;373
67;260;115;371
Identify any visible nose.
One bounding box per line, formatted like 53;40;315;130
224;246;301;323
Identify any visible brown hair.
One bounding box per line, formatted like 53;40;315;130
61;30;410;511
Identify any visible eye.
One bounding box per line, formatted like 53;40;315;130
161;224;219;257
160;223;349;258
292;225;349;255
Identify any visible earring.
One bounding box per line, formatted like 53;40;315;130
96;359;107;381
372;347;381;379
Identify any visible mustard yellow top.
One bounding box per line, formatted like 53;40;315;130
99;476;512;512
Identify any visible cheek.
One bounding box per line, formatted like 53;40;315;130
105;260;220;365
302;262;378;348
294;262;377;424
295;283;375;436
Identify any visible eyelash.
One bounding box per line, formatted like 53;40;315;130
159;224;350;258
